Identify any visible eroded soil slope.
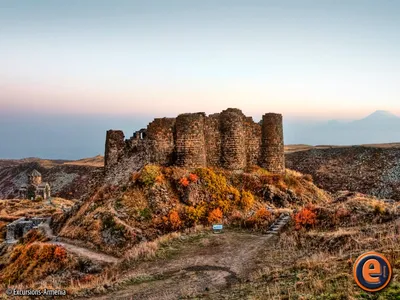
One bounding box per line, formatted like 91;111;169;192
286;146;400;200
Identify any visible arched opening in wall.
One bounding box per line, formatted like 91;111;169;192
140;131;147;140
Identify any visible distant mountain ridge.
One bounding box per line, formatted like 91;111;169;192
285;110;400;146
1;111;399;159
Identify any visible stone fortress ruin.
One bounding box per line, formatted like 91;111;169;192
104;108;285;176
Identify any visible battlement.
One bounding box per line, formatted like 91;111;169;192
104;108;285;174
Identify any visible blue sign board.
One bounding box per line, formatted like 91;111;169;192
212;224;223;231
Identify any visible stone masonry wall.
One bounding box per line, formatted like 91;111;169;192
260;113;285;174
220;109;247;170
104;108;285;175
204;113;222;167
245;117;262;167
104;130;125;172
175;113;207;168
147;118;176;165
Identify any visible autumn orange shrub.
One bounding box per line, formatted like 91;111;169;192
169;210;182;229
0;243;68;285
188;173;199;182
295;205;317;230
207;208;223;224
155;175;164;184
54;246;67;261
255;207;272;220
245;208;273;229
179;177;190;187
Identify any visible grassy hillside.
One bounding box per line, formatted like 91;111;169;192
58;166;330;256
0;165;398;299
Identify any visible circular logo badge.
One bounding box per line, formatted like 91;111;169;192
353;251;392;292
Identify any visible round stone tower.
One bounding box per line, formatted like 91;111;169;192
220;108;246;170
104;130;125;172
260;113;285;174
29;169;42;185
175;112;207;168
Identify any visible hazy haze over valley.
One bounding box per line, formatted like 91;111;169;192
1;110;399;159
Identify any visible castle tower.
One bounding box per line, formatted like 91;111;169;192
146;118;175;165
260;113;285;174
175;113;207;168
220;108;246;170
29;169;42;185
104;130;125;172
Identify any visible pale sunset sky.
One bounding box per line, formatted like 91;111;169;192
1;0;400;119
0;0;399;158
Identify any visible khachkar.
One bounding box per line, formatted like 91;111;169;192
104;108;285;174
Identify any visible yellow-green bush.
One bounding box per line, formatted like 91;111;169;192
195;168;240;203
237;190;255;211
139;165;162;186
185;205;207;225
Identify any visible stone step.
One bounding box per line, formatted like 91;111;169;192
267;231;278;235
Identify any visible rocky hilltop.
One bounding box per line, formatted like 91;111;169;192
104;108;285;184
286;145;400;200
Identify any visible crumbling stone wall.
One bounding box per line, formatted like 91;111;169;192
104;108;285;175
6;217;50;243
104;130;125;172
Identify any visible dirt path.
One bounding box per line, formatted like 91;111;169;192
53;241;120;264
88;230;276;300
39;223;120;264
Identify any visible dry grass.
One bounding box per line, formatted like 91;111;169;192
0;198;75;217
0;198;75;243
63;155;104;167
4;164;398;298
59;229;203;297
123;231;181;263
213;220;400;299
